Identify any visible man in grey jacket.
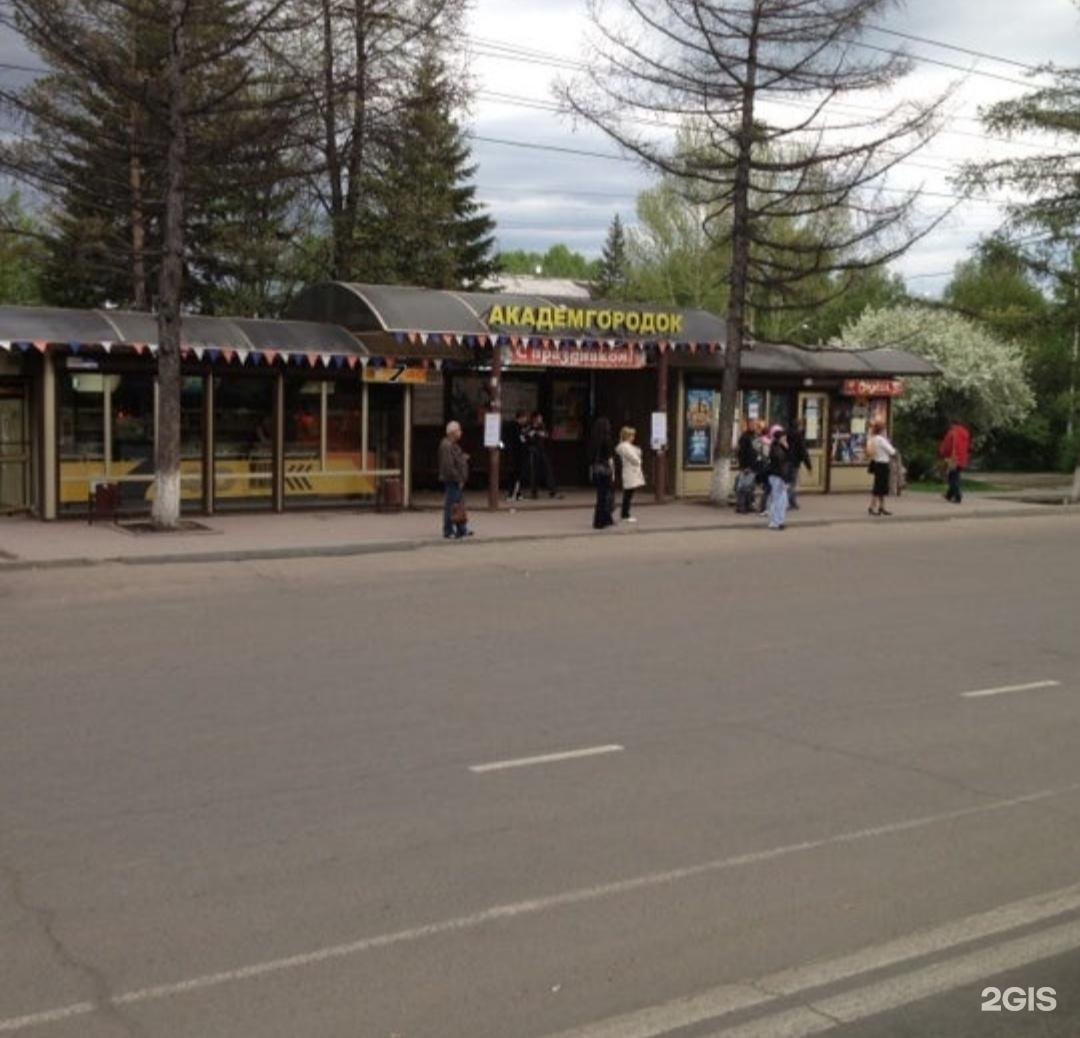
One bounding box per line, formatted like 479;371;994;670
438;421;472;538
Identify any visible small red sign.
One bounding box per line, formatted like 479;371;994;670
841;378;904;397
508;343;646;370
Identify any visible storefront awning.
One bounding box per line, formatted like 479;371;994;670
0;305;374;367
670;340;939;378
285;282;728;355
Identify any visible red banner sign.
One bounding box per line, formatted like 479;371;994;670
508;343;646;370
841;378;905;398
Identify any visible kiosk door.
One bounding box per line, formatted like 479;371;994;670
797;392;829;492
0;383;31;512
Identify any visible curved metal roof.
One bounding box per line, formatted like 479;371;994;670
0;306;368;355
287;282;729;343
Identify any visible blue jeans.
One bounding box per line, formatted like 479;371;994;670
767;475;788;529
442;482;467;537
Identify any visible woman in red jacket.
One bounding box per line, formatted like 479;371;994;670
939;420;971;503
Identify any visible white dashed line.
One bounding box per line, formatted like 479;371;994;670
469;744;625;773
961;680;1061;699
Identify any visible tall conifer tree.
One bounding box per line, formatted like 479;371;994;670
358;52;496;289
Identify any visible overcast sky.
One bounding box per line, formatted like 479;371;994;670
2;2;1077;300
465;0;1080;296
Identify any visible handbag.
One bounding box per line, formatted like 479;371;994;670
450;501;467;525
589;460;611;483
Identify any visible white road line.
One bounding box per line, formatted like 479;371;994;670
961;680;1061;699
469;744;625;773
708;917;1080;1037
2;782;1079;1034
544;878;1080;1038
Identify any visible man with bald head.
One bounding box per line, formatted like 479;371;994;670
438;420;472;538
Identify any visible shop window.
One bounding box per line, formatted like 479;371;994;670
213;376;274;510
768;391;794;430
830;397;889;464
59;372;106;512
180;377;205;509
109;373;155;510
684;387;715;468
286;377;375;507
551;379;588;442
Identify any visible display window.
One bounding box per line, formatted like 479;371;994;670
830;397;889;464
282;377;405;507
551;379;588;441
59;369;175;512
213;375;275;510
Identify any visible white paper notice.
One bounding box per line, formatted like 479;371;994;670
651;411;668;450
484;412;502;448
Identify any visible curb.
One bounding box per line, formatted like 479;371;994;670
2;503;1077;573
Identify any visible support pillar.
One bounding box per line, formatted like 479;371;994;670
487;344;502;511
654;349;669;503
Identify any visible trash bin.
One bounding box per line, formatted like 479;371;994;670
88;481;121;524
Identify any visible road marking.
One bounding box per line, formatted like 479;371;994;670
544;879;1080;1038
2;781;1079;1034
707;916;1080;1037
961;680;1061;699
469;744;625;773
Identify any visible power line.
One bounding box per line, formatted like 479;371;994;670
469;37;1055;153
864;24;1068;78
467;132;1009;207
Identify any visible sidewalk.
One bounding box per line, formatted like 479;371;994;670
2;487;1075;571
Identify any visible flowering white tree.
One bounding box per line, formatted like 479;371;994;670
839;305;1035;437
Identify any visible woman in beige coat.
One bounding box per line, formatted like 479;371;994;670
615;426;646;522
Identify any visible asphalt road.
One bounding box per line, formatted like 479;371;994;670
2;512;1080;1037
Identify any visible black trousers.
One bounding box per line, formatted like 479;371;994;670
593;472;614;528
621;488;635;519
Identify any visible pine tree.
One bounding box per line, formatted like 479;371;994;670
357;51;496;289
3;0;301;314
595;214;629;298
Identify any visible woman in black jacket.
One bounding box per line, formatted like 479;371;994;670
589;417;615;529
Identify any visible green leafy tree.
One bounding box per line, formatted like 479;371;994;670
623;179;728;310
0;193;47;305
358;52;496;288
841;305;1035;475
497;246;599;279
791;268;908;345
956;23;1080;489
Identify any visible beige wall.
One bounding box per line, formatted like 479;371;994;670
830;465;871;493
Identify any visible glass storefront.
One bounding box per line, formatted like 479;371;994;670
0;383;31;512
830;396;890;466
283;377;386;507
213;375;275;510
59;370;107;513
180;377;205;508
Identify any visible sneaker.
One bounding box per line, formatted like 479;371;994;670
625;516;638;523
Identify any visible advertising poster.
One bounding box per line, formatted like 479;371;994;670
552;380;588;441
684;388;714;468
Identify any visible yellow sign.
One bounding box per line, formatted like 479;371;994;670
363;366;435;384
485;304;684;337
